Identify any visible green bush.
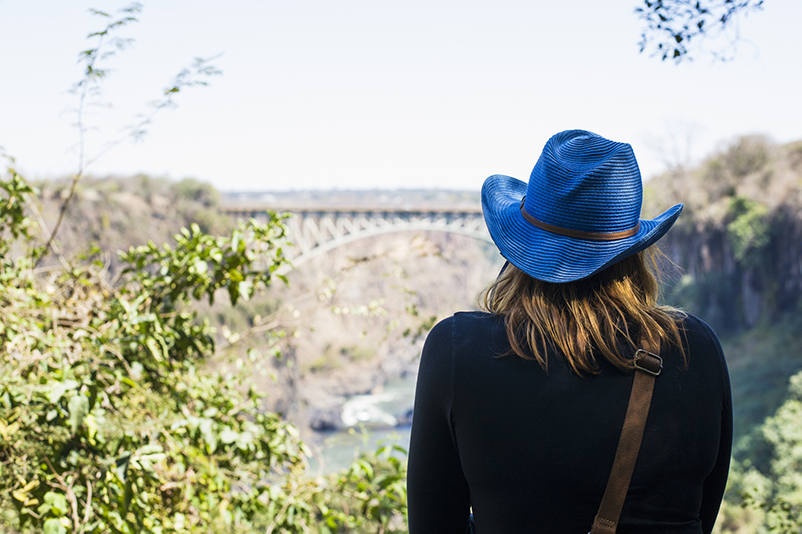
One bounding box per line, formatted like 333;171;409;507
748;371;802;531
0;167;408;532
726;196;770;267
721;371;802;534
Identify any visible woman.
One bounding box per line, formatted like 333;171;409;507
406;130;732;533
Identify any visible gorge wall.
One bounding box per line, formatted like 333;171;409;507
644;135;802;333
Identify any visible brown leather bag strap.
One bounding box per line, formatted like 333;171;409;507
590;340;663;534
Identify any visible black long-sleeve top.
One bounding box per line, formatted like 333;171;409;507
407;311;732;533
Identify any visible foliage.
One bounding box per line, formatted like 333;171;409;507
40;2;221;264
726;196;770;267
0;167;408;532
713;497;764;533
721;371;802;533
170;178;220;209
0;4;416;532
723;136;770;178
0;164;39;257
312;445;408;533
635;0;765;62
40;3;143;261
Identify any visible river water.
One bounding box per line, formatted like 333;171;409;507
307;374;417;474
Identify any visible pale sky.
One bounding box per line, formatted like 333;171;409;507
1;1;800;192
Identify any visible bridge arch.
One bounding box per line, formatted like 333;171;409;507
287;221;494;267
222;204;494;268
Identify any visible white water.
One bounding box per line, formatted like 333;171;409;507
307;375;416;474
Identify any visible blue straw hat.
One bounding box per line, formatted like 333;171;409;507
481;129;683;283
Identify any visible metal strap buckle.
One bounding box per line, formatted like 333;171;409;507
633;349;663;376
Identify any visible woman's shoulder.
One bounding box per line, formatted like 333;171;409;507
424;311;503;352
677;312;718;337
676;312;724;351
418;312;502;385
425;311;509;359
428;310;499;330
430;311;502;337
674;312;729;377
453;310;501;324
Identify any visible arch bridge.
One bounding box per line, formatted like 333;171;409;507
222;202;492;266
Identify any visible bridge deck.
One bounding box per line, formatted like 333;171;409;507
221;203;482;215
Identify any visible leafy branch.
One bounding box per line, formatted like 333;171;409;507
635;0;765;63
38;3;142;267
2;5;412;532
38;2;221;266
127;55;223;143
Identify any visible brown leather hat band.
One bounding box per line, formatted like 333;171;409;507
519;198;641;242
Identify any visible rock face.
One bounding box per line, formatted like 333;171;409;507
644;136;802;334
308;402;345;432
655;199;802;334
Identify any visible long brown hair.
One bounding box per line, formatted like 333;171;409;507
482;249;686;375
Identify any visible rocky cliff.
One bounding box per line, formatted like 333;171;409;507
644;135;802;332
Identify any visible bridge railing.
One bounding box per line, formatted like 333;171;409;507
221;202;492;266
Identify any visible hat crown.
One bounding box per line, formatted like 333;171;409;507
523;130;642;234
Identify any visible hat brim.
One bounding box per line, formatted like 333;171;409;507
481;174;683;283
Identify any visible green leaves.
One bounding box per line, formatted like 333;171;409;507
0;173;302;531
0;165;39;260
67;394;89;434
755;372;802;530
1;161;411;533
119;216;289;309
726;196;770;266
725;370;802;532
38;492;69;518
316;444;409;532
43;517;69;534
46;380;81;405
635;0;764;63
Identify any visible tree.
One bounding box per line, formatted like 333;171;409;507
38;3;221;266
0;165;408;532
1;4;409;532
755;370;802;531
635;0;765;63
